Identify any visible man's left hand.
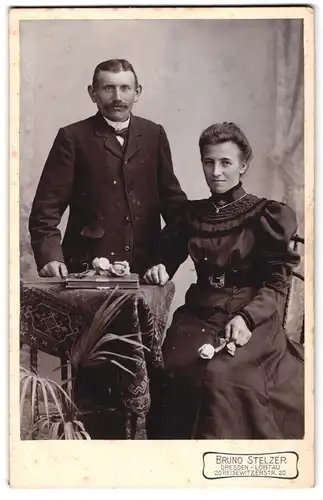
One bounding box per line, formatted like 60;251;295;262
143;264;169;285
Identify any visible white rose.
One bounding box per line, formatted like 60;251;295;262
109;261;131;276
92;257;111;273
198;343;215;360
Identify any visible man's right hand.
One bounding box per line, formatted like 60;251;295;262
39;261;68;278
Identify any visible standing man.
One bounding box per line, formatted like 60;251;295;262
29;59;187;277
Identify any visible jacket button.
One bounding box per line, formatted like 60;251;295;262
125;216;131;222
127;188;132;194
135;216;140;221
125;245;130;251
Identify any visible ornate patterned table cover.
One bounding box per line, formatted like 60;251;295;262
20;280;175;417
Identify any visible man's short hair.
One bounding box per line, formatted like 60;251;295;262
92;59;139;88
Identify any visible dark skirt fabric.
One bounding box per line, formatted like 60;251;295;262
147;285;304;440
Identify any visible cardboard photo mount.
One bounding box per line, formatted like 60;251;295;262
9;5;315;489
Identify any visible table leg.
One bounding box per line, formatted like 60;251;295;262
125;412;138;439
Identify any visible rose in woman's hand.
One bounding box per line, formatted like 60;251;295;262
198;343;215;359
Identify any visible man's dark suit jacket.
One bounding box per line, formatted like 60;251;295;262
29;112;187;275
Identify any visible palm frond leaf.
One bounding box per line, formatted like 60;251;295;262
20;375;32;420
64;422;74;440
34;413;91;440
73;420;89;433
49;421;61;440
20;368;78;426
60;377;75;386
52;362;71;373
88;333;121;351
31;376;38;425
36;416;50;434
36;420;49;436
109;359;135;376
42;381;65;423
109;335;150;351
38;379;50;424
88;350;138;363
92;333;149;352
71;289;131;368
20;367;93;440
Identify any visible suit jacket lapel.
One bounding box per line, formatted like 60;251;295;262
93;112;123;160
124;115;142;162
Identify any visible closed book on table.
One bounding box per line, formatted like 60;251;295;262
64;273;140;290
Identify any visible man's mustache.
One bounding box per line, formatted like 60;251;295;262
108;101;128;109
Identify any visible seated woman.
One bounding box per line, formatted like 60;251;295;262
143;122;304;440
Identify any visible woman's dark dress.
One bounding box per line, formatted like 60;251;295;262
147;183;304;440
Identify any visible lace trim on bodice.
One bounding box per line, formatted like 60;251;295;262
187;195;269;233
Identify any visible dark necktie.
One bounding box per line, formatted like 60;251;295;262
108;125;129;140
108;125;129;152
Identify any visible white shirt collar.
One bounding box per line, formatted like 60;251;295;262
103;115;130;131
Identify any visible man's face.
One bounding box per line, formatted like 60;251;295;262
88;70;141;122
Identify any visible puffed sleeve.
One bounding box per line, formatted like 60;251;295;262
153;201;191;279
238;201;300;330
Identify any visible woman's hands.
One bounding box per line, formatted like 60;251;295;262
225;315;252;347
143;264;169;286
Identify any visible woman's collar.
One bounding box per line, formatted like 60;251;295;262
211;182;246;204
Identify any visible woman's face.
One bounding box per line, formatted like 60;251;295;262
202;141;248;194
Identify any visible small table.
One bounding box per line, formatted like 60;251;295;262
20;279;175;439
